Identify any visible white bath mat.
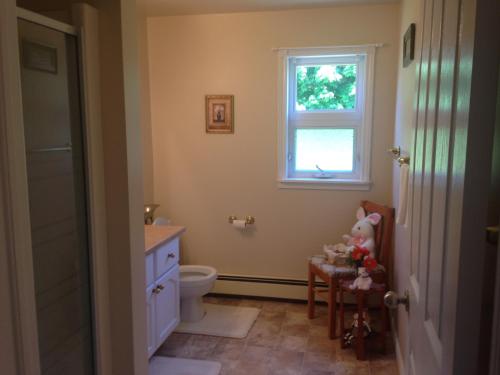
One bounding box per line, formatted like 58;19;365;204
149;356;221;375
175;303;260;338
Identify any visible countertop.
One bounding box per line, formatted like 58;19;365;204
144;225;186;255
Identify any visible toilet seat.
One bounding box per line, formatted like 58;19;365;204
180;265;217;288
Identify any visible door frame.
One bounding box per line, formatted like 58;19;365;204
447;0;500;373
0;1;41;374
0;3;111;375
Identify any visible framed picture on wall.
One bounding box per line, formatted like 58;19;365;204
205;95;234;134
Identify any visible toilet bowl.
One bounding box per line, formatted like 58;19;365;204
179;265;217;322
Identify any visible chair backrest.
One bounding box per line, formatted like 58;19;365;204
360;200;395;277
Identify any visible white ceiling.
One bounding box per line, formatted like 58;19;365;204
139;0;398;17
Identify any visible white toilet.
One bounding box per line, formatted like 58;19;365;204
179;265;217;322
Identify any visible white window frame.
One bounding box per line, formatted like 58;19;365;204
277;45;377;190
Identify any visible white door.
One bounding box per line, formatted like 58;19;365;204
155;265;180;346
146;283;156;358
405;0;500;374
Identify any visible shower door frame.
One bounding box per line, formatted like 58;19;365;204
0;3;111;375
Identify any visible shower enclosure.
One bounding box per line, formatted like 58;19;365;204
18;16;95;375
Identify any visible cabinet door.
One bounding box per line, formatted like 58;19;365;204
146;284;156;358
155;264;180;346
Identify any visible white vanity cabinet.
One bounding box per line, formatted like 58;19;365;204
145;236;180;358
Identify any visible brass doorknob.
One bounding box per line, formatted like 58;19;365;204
384;290;410;312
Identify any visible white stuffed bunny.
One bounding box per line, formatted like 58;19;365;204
342;207;382;259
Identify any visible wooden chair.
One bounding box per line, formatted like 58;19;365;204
307;200;395;339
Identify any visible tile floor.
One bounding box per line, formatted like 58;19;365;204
156;296;399;375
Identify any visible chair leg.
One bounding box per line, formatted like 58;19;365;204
328;280;336;339
356;291;366;360
308;263;315;319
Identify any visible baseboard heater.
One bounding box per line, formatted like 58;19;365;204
212;274;327;301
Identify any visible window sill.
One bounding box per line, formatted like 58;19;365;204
277;178;372;191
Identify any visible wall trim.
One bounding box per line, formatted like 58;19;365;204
217;274;313;287
213;274;313;300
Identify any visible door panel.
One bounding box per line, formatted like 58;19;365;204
408;0;464;373
155;265;180;346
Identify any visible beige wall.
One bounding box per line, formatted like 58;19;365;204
138;6;154;203
147;4;400;281
391;0;422;371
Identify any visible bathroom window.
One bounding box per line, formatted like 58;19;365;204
277;46;376;190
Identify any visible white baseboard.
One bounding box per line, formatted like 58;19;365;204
212;274;362;304
212;278;309;300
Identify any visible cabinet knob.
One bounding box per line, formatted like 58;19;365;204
152;287;160;294
157;284;165;291
167;253;175;259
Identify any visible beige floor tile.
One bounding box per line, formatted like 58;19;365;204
277;335;308;352
268;349;304;375
258;310;287;323
330;361;370;375
248;320;282;347
262;300;289;312
308;325;329;338
306;337;336;354
281;323;310;337
154;297;396;375
284;312;311;325
240;345;271;363
229;360;270;375
286;303;309;313
309;315;329;327
301;352;335;372
212;338;246;361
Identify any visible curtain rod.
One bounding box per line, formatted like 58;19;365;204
271;43;385;52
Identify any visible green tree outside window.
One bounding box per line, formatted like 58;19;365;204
296;64;357;111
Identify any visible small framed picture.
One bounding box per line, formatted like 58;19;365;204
205;95;234;134
403;23;416;67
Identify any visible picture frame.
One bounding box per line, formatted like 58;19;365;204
205;95;234;134
403;23;416;67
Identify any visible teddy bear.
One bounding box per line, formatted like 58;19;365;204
342;207;382;259
349;267;373;291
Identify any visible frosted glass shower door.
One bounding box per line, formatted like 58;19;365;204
18;18;95;375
